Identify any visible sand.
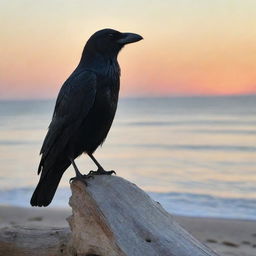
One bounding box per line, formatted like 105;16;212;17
0;205;255;256
175;215;256;256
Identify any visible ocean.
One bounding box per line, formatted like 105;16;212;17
0;95;256;220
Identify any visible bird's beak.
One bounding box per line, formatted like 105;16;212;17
118;32;143;45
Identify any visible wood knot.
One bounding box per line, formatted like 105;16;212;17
145;238;151;243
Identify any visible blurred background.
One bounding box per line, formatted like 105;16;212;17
0;0;256;220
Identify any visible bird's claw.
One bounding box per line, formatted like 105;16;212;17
88;169;116;176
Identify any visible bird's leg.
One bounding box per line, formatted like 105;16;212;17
69;158;93;184
87;153;116;175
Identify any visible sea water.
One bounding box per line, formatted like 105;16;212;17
0;95;256;220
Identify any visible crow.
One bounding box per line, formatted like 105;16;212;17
30;28;143;207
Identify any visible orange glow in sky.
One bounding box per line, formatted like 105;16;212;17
0;0;256;99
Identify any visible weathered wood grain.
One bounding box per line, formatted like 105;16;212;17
67;176;220;256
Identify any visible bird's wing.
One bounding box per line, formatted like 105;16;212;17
39;70;97;173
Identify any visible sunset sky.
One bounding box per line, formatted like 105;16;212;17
1;0;256;99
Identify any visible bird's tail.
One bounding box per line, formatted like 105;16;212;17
30;159;71;207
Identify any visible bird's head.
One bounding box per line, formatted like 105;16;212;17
82;28;143;60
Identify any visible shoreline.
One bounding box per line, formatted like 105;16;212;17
0;205;255;256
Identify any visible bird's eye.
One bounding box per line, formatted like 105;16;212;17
108;33;114;38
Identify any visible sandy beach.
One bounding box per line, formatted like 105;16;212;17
0;205;255;256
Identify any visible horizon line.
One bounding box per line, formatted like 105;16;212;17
0;93;256;101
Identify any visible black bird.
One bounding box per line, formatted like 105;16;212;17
30;28;143;207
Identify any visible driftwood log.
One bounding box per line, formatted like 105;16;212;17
0;176;220;256
0;226;69;256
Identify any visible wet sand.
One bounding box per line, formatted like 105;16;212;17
0;205;255;256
